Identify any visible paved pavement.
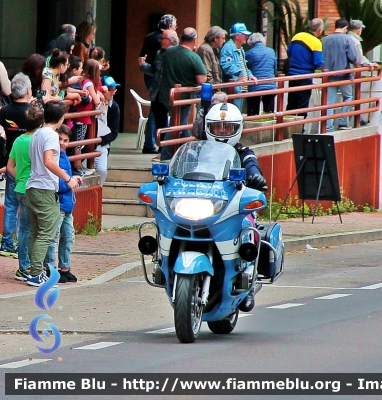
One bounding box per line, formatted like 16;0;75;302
1;211;382;297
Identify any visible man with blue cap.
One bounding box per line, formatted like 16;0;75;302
220;22;258;111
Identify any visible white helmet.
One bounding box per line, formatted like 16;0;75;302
205;103;243;146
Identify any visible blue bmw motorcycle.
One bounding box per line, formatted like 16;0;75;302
138;141;284;343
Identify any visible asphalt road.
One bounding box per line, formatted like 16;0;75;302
2;241;382;399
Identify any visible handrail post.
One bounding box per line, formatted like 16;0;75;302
171;84;182;155
276;73;285;141
86;115;97;169
321;69;328;134
354;69;361;128
228;79;235;104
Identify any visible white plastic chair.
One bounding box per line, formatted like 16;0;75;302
130;89;151;149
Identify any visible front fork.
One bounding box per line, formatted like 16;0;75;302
171;242;214;305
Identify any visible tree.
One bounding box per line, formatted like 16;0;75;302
334;0;382;53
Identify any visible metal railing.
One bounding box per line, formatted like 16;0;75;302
0;107;102;175
156;66;381;152
64;109;102;169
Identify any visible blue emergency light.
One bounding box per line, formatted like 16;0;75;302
229;168;246;181
152;163;169;176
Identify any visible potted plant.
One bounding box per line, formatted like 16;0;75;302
242;113;305;144
282;115;304;139
242;115;275;145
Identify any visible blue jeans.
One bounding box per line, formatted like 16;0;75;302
1;172;19;249
143;110;157;150
44;211;74;270
326;84;353;132
161;105;191;161
15;192;31;270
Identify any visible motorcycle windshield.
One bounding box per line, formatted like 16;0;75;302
170;141;241;181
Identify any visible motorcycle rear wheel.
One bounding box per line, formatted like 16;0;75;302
174;274;204;343
207;309;239;334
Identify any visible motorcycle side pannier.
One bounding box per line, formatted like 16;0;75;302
257;223;284;282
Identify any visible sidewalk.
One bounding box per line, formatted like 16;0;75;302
1;212;382;297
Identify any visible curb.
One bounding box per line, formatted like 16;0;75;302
105;229;382;281
284;229;382;252
3;230;382;300
0;261;144;300
70;230;382;282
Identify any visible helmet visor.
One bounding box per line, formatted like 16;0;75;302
207;121;241;140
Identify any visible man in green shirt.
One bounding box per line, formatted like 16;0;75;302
159;27;207;160
7;107;44;281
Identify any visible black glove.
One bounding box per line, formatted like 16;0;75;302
246;174;267;190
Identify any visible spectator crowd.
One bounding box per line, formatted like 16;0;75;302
138;16;375;158
0;20;120;286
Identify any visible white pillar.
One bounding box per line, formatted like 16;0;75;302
369;46;382;209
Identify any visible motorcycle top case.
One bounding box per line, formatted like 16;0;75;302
257;222;284;280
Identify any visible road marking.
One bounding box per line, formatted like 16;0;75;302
268;285;362;290
238;314;253;318
74;342;123;350
267;284;382;290
0;358;52;369
360;283;382;290
314;294;352;300
146;327;175;334
267;303;305;309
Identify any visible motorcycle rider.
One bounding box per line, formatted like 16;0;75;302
205;102;266;191
205;102;266;311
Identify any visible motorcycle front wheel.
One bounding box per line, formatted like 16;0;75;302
207;309;239;334
174;274;204;343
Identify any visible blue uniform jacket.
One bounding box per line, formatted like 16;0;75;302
235;143;262;179
58;150;74;213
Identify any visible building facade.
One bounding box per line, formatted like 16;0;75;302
0;0;346;132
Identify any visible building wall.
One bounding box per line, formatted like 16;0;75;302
318;0;339;33
0;0;37;71
124;0;211;132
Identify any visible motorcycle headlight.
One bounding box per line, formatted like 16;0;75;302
166;198;227;220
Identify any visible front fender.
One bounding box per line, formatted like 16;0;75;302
174;251;214;276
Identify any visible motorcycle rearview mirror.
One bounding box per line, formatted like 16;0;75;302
138;235;158;255
238;242;258;262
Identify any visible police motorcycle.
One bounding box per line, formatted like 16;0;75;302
138;105;284;343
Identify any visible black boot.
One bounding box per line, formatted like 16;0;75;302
238;290;255;312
